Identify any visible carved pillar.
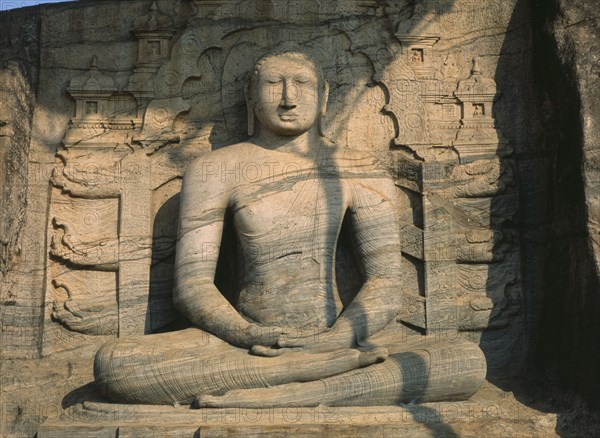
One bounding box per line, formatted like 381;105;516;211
118;156;153;336
384;17;520;336
422;161;458;332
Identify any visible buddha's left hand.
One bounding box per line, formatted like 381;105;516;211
249;328;357;356
277;327;355;350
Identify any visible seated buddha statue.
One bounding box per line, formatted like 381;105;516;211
93;48;487;408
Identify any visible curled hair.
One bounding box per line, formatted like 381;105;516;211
248;44;325;92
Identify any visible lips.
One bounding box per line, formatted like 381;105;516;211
279;113;299;121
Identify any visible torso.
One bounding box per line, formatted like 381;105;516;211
229;145;348;329
211;142;385;330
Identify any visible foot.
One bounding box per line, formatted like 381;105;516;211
193;394;221;409
193;388;279;409
358;347;388;367
193;380;326;409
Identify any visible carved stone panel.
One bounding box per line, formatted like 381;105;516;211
7;0;597;436
33;0;522;369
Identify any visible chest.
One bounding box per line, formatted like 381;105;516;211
231;172;348;239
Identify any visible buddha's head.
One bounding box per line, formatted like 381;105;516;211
246;47;329;138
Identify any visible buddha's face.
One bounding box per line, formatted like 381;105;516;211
251;54;322;137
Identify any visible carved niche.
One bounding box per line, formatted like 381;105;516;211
43;0;521;361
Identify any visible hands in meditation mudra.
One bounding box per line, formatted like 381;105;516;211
94;49;486;407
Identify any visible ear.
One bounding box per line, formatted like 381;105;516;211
318;80;329;137
245;80;255;137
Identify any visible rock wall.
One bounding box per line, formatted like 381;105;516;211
0;6;39;359
0;62;34;281
0;0;599;435
530;0;600;409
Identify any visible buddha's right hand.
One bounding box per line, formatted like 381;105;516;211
249;345;299;357
237;323;287;349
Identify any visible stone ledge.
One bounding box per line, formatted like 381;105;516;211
38;400;558;437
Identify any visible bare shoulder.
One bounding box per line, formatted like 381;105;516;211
328;147;389;177
184;142;259;186
333;148;397;207
186;142;257;171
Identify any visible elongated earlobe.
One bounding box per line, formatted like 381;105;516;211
245;81;255;137
318;80;329;137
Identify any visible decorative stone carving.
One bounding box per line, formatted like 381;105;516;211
90;48;487;409
51;150;122;199
64;56;141;150
454;58;510;161
380;40;520;335
50;218;119;270
394;18;440;80
44;1;188;342
381;55;432;150
4;0;586;435
127;0;178;135
133;1;175;70
51;278;118;336
1;1;526;432
67;56;115;123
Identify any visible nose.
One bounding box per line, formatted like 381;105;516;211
280;81;298;108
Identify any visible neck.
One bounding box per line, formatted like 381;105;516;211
253;127;320;156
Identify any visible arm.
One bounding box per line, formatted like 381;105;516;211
278;167;403;349
329;173;403;345
174;156;279;349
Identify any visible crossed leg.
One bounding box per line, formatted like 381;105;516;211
195;336;487;408
94;327;388;405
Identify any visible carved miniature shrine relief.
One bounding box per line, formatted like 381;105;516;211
42;1;520;384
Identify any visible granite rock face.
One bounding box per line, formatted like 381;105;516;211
0;0;598;436
531;0;600;410
557;0;600;275
0;60;36;358
0;61;34;280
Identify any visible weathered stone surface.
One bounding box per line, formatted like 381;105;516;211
0;61;34;280
87;48;487;410
38;396;561;438
0;0;599;436
0;59;37;360
529;0;600;411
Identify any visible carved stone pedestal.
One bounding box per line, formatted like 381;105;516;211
38;390;558;438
